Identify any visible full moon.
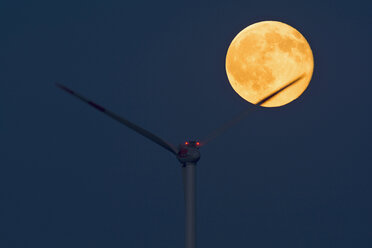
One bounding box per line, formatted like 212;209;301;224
225;21;314;107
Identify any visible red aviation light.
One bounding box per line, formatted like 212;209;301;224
185;141;189;145
196;142;200;146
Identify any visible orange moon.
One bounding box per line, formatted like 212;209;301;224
225;21;314;107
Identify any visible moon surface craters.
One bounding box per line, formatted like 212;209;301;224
226;21;314;107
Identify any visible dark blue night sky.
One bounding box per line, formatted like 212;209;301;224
1;0;371;247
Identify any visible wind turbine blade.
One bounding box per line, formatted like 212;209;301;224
255;74;304;106
200;75;304;146
199;107;254;146
56;83;179;155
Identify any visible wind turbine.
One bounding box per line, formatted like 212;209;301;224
56;74;302;248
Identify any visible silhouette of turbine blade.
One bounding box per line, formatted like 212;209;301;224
200;74;304;145
255;74;304;106
200;107;254;146
56;83;179;155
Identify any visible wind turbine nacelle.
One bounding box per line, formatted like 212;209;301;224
177;141;201;164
